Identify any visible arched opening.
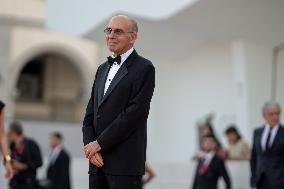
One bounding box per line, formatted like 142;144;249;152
15;53;85;122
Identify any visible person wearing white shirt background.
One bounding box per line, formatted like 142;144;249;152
192;135;231;189
250;101;284;189
46;132;71;189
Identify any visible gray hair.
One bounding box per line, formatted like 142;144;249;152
262;101;282;114
130;18;138;32
111;14;138;32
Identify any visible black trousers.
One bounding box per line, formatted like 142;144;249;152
89;170;142;189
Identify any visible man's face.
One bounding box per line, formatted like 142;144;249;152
202;137;217;152
49;136;59;149
7;131;17;142
263;106;281;127
105;16;137;55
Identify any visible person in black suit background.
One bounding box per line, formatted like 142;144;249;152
8;121;42;189
250;101;284;189
82;14;155;189
47;132;71;189
192;135;231;189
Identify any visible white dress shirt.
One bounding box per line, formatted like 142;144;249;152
200;151;215;166
104;47;134;95
261;124;279;151
48;145;63;166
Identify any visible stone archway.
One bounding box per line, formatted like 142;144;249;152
15;53;85;122
8;42;96;122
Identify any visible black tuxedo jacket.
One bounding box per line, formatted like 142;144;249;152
192;155;231;189
47;149;71;189
82;50;155;175
250;125;284;188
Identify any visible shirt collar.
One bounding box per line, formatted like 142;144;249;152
202;151;215;163
265;124;279;132
52;144;63;154
112;47;134;65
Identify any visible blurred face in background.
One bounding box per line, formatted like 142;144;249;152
226;132;238;145
201;126;212;137
202;137;217;152
7;131;18;143
263;106;281;127
49;135;61;149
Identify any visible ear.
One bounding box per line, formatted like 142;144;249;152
129;32;137;44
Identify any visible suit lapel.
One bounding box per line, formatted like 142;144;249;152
98;50;138;108
100;64;128;106
258;127;265;153
270;125;284;150
97;63;111;106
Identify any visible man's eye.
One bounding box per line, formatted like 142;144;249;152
114;29;124;34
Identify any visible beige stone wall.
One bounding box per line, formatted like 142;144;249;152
0;25;98;121
0;0;46;23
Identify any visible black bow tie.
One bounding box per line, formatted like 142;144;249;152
107;55;121;65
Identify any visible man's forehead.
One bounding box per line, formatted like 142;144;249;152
266;107;281;113
107;17;131;28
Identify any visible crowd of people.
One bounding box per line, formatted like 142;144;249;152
0;98;155;189
0;100;72;189
195;118;251;161
2;100;284;189
192;101;284;189
192;117;251;189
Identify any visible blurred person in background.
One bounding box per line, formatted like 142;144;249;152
251;101;284;189
8;121;42;189
225;125;250;160
0;101;13;180
46;131;71;189
194;123;228;160
192;135;231;189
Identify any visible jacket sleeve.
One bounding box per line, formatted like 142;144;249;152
82;65;101;146
192;162;199;189
250;130;257;188
97;63;155;152
219;160;231;189
26;140;43;170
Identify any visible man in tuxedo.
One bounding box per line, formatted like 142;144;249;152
47;132;71;189
251;101;284;189
192;135;231;189
82;14;155;189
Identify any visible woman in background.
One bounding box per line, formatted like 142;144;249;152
225;125;250;160
0;100;13;179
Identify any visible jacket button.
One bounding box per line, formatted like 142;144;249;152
97;115;101;119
